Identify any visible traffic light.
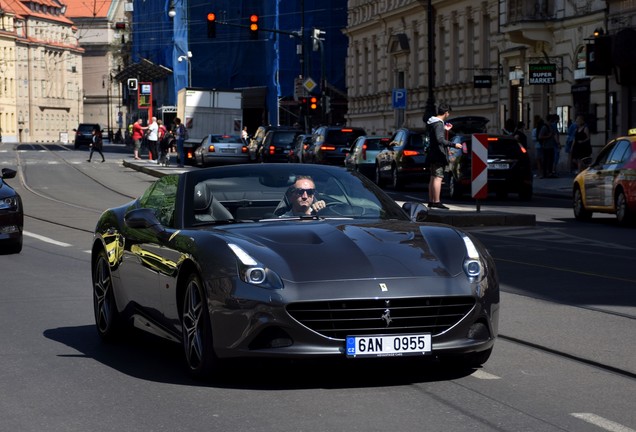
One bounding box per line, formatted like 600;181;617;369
249;14;258;40
586;27;612;76
309;96;319;111
299;97;308;115
207;13;216;38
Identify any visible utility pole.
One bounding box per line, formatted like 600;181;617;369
425;0;436;120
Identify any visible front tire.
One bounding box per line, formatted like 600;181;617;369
615;190;634;226
181;273;218;379
92;249;122;340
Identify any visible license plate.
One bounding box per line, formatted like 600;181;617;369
488;163;509;170
220;148;235;153
345;334;432;358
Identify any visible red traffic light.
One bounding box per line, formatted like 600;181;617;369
207;13;216;22
249;14;258;39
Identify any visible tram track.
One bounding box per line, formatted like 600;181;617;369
14;143;137;230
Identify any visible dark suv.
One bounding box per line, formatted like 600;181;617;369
446;116;533;200
258;128;303;163
374;128;429;189
73;123;101;149
308;126;366;165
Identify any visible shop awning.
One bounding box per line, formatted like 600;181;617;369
113;58;172;83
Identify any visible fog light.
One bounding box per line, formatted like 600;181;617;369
467;322;489;340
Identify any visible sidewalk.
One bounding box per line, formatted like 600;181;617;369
122;158;574;227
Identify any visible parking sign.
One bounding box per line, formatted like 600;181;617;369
392;89;407;109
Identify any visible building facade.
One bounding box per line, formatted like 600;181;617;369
66;0;129;140
0;0;83;143
345;0;634;169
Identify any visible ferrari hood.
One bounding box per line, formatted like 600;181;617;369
220;220;468;283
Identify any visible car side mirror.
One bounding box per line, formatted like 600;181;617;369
402;202;429;222
1;168;17;179
125;208;162;230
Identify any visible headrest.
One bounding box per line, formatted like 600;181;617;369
193;183;212;212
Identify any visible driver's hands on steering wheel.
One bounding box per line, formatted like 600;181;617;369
311;200;326;213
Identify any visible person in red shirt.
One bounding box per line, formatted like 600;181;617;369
131;118;148;160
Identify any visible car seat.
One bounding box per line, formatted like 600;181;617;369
193;183;233;222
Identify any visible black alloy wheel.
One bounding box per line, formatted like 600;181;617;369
92;249;122;340
181;272;218;379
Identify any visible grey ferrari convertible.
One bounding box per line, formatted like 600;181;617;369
91;163;499;379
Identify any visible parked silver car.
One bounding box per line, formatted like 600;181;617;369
192;134;249;167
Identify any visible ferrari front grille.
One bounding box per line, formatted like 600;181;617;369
286;296;475;339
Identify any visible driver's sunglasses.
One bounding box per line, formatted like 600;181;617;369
294;188;315;196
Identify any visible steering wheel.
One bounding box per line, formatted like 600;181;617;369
316;201;365;217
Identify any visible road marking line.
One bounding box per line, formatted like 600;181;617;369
23;231;72;247
471;370;500;380
571;413;635;432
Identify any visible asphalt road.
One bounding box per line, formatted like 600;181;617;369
1;142;634;432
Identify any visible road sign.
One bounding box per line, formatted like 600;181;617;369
471;133;488;199
303;77;317;93
392;88;407;109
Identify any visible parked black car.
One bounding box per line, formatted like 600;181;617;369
259;128;303;163
308;126;366;165
0;168;23;254
73;123;101;149
446;116;533;200
374;128;429;189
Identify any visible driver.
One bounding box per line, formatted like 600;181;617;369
283;176;326;216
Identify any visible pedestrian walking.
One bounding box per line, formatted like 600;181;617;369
425;103;463;209
87;127;105;163
571;115;592;173
174;117;187;167
147;116;159;161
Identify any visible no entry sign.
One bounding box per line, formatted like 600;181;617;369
471;134;488;199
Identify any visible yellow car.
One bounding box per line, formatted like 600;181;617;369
572;130;636;225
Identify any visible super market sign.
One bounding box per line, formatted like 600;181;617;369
528;64;557;85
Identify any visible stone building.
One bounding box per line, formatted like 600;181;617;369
345;0;632;169
0;0;83;143
65;0;129;140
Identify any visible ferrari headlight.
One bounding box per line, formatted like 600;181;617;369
228;243;283;289
460;233;483;280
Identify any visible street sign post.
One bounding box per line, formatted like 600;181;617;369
471;133;488;210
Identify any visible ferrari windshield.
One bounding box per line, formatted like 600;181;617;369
183;164;409;226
